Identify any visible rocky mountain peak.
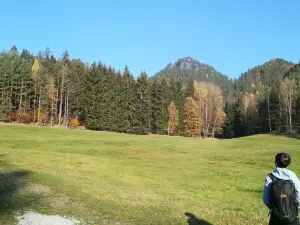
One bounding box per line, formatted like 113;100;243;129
166;57;208;70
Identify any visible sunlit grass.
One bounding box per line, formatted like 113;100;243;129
0;125;299;224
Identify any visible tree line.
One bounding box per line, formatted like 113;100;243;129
1;46;300;137
0;46;225;136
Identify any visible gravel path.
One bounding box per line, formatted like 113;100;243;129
17;211;80;225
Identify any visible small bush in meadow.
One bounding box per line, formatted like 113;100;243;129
69;118;80;129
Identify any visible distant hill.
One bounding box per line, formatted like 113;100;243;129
151;57;234;100
234;58;294;93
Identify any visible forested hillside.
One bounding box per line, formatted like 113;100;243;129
152;57;234;102
0;46;299;138
228;59;296;137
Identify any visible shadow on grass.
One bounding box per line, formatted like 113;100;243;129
287;135;300;140
0;170;32;213
185;212;213;225
0;155;39;221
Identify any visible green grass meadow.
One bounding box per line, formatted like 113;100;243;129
0;125;299;224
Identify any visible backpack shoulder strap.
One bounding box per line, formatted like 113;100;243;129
268;173;277;182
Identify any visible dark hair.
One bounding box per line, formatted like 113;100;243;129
275;153;291;168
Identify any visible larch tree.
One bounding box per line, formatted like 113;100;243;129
167;101;179;135
193;81;226;137
239;92;259;134
58;50;70;126
210;83;226;137
31;58;40;122
183;97;202;137
241;93;249;134
47;76;57;125
212;111;226;137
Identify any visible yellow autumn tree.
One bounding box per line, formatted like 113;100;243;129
183;97;203;137
193;81;226;137
47;76;57;125
240;92;259;134
213;111;226;137
31;58;40;123
167;101;179;135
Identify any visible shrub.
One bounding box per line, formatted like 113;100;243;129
19;112;33;124
69;118;80;129
9;112;16;121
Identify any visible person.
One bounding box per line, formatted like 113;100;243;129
263;153;300;225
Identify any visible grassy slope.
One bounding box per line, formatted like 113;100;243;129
0;125;299;225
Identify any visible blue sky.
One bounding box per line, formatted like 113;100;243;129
1;0;300;78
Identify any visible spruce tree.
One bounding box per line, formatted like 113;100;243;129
103;66;116;130
0;57;9;121
119;67;138;133
150;78;170;133
68;59;86;122
150;79;160;133
113;70;123;132
170;78;185;133
80;62;101;130
136;72;150;134
95;62;107;130
0;53;11;121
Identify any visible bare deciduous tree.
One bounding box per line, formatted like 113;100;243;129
280;79;296;132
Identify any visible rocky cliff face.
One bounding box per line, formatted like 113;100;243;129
165;57;209;70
